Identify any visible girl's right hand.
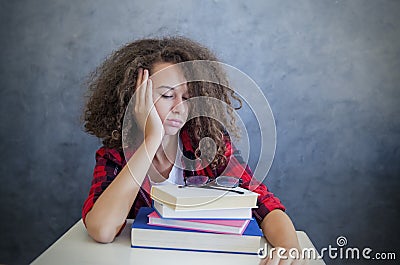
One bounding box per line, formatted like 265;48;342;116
134;68;165;140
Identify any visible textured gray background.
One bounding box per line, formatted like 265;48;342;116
0;0;399;264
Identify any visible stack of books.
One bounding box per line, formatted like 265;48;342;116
131;184;263;255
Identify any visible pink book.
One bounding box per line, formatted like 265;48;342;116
147;211;251;235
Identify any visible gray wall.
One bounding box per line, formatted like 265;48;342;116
1;1;399;264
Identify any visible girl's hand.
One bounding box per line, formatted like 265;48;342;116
134;68;164;140
259;247;308;265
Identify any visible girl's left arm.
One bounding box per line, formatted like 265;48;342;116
260;209;304;264
222;140;305;263
261;209;300;250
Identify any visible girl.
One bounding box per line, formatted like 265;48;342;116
82;36;303;264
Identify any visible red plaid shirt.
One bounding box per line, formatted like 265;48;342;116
82;129;285;228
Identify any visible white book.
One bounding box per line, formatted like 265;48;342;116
151;184;258;211
153;200;254;219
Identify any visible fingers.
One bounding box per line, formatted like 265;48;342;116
145;71;153;107
135;68;148;112
135;68;143;113
140;69;148;105
259;255;296;265
258;256;269;265
292;258;308;265
278;259;292;265
259;256;276;265
135;68;144;90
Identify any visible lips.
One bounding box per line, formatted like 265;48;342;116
166;118;184;127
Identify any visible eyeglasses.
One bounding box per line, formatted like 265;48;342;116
181;175;244;194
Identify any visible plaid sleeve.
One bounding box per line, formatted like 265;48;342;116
221;140;286;225
82;147;124;225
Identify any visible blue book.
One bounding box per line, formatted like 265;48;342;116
131;207;262;255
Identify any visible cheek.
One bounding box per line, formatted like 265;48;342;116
154;101;180;123
153;101;167;120
183;104;190;118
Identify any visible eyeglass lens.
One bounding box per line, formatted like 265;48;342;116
215;176;240;188
185;175;209;186
185;175;240;188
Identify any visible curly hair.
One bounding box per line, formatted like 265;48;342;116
83;36;242;170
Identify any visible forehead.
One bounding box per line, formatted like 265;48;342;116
151;62;187;91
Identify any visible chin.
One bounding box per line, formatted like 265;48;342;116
164;128;181;136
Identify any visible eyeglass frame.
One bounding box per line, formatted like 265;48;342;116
184;175;243;188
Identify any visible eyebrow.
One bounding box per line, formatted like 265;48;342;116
156;85;175;90
156;85;189;95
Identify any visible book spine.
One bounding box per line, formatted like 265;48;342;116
169;196;257;211
147;221;248;235
151;186;177;206
153;201;253;219
131;227;261;253
131;245;259;255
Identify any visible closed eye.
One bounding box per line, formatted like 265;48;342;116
161;94;189;101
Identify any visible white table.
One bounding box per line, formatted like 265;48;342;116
32;219;326;265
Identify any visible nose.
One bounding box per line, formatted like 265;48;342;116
172;97;187;114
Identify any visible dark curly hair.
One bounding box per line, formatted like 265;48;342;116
83;36;242;169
